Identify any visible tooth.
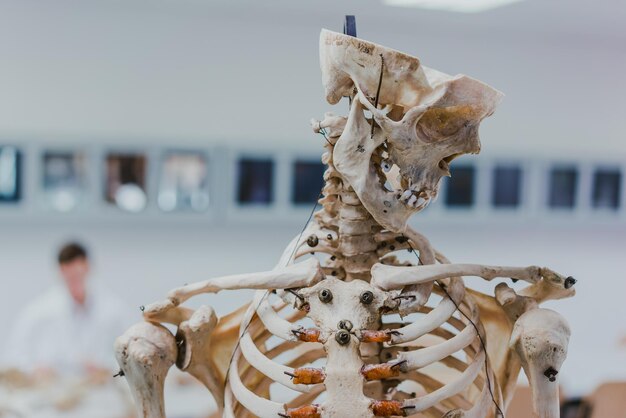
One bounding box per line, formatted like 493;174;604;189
416;197;426;206
401;190;413;201
408;195;417;206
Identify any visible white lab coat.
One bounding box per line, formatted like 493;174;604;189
3;282;132;375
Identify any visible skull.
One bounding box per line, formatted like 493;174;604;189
319;29;503;232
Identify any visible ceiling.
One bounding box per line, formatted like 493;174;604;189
127;0;626;46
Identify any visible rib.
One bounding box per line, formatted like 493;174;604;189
391;277;465;344
254;291;303;341
239;332;318;393
228;348;286;418
402;348;485;412
397;300;480;372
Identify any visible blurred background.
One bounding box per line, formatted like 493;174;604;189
0;0;624;417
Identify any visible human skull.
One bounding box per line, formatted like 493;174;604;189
320;29;503;232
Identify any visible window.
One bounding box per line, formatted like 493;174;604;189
445;166;475;207
492;166;522;208
42;151;88;211
592;169;621;210
105;153;148;212
237;158;274;205
293;160;325;204
158;152;209;212
0;146;22;203
548;167;577;209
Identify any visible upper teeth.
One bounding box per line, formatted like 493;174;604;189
396;188;429;209
400;190;413;201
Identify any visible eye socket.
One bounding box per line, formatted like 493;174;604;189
318;288;333;303
381;160;392;173
360;291;374;305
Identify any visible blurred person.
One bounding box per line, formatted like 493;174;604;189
3;242;130;381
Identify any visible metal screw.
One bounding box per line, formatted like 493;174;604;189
360;291;374;305
307;235;319;247
544;367;558;382
335;330;351;345
318;288;333;303
564;276;577;289
338;320;353;331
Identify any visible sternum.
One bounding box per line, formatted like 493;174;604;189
322;342;373;417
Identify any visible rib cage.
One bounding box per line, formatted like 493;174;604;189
225;279;498;417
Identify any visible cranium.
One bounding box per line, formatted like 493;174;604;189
320;29;503;232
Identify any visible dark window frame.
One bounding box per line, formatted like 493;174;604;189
157;149;210;212
103;151;149;210
547;166;578;209
41;149;89;211
292;159;326;205
0;146;23;204
237;157;275;206
591;168;621;210
492;165;523;209
444;165;476;208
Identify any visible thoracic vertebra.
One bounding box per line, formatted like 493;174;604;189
115;28;575;418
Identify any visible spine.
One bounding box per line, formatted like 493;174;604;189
315;144;383;282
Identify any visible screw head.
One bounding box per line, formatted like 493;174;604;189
335;330;351;345
564;276;577;289
318;288;333;303
544;367;558;382
338;320;353;331
307;235;319;247
360;291;374;305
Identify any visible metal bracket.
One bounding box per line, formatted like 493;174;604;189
344;15;357;37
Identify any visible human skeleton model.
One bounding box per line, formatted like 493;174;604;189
115;30;576;418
